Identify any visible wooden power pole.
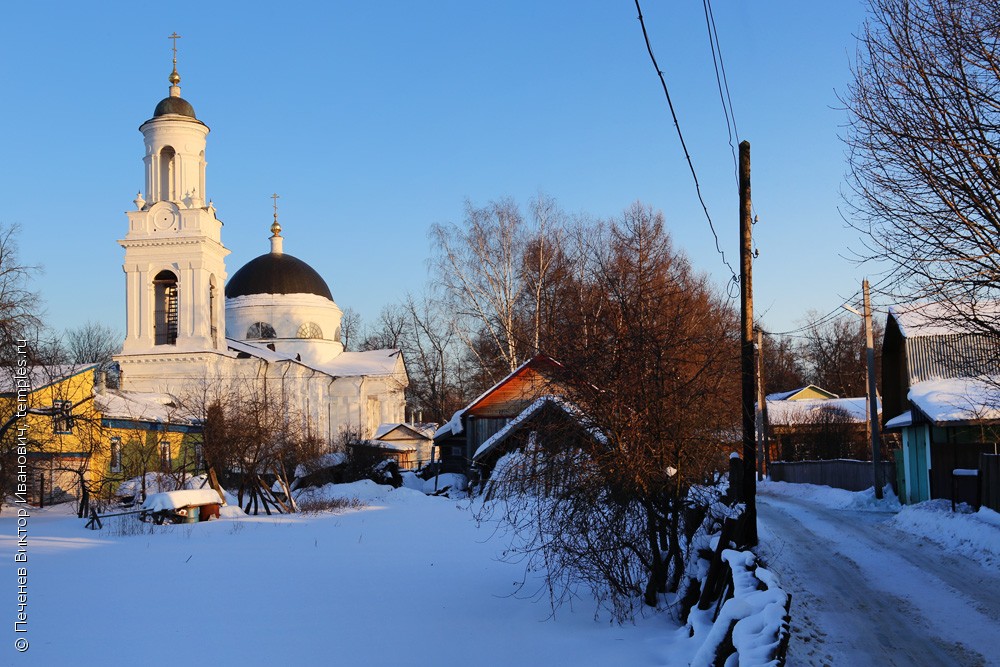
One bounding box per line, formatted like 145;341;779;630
740;140;758;546
863;279;883;499
756;328;770;481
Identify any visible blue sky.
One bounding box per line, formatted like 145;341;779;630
2;1;871;339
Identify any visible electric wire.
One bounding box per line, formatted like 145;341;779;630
634;0;739;290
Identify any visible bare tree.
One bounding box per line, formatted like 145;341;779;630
187;374;321;515
65;321;122;368
845;0;1000;335
340;307;362;352
397;293;467;424
359;303;407;351
761;333;807;394
478;203;740;621
0;224;42;364
431;197;531;378
799;312;883;398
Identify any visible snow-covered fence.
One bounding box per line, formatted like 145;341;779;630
769;459;896;493
682;499;791;667
982;454;1000;512
686;520;792;667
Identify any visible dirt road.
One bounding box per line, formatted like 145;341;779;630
757;492;1000;666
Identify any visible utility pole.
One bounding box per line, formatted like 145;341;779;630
756;328;770;481
863;279;883;499
740;140;758;546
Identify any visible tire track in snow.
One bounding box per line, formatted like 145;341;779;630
758;495;993;666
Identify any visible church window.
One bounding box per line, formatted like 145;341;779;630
246;322;276;339
297;322;323;339
159;146;176;201
153;270;179;345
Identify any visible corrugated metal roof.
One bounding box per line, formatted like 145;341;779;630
905;335;1000;383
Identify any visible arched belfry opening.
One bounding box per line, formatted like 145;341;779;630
153;270;179;345
159;145;176;201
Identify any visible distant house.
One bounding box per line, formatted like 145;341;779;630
348;422;437;471
434;354;567;472
881;302;1000;505
765;386;877;461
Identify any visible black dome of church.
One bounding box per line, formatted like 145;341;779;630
226;252;333;300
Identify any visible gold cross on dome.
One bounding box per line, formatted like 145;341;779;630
270;193;281;235
168;32;182;65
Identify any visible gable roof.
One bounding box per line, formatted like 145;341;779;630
95;389;197;426
888;301;1000;338
766;385;839;401
435;354;564;439
373;422;436;440
766;396;877;426
472;395;604;462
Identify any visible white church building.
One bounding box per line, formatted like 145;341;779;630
111;55;407;444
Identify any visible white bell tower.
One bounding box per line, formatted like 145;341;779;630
118;34;229;358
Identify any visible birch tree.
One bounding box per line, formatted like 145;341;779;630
845;0;1000;334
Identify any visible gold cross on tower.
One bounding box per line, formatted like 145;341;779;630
168;32;182;85
270;193;281;236
169;32;182;63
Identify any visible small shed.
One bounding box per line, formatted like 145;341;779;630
140;489;224;523
372;422;436;469
881;302;1000;505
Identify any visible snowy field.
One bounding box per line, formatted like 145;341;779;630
2;481;690;667
3;479;998;666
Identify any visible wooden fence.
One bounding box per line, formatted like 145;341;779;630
769;459;897;493
981;454;1000;512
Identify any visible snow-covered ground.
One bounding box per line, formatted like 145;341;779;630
758;480;1000;666
1;481;680;666
3;478;997;665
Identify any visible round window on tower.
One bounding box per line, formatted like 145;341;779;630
297;322;323;339
246;322;276;339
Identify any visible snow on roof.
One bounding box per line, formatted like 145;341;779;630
227;337;290;363
95;389;195;424
473;394;604;462
766;396;877;426
141;489;223;511
765;385;839;401
227;338;403;378
0;364;96;394
365;439;417;452
884;410;913;429
889;301;1000;338
436;354;561;439
907;377;1000;425
321;350;403;377
373;422;435;440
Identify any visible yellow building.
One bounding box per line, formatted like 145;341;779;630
0;364;197;505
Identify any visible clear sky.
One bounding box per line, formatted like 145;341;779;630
2;0;872;340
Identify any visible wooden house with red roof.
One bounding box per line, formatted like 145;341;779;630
434;354;567;472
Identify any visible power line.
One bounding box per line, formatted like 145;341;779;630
634;0;739;289
759;273;898;338
703;0;739;180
